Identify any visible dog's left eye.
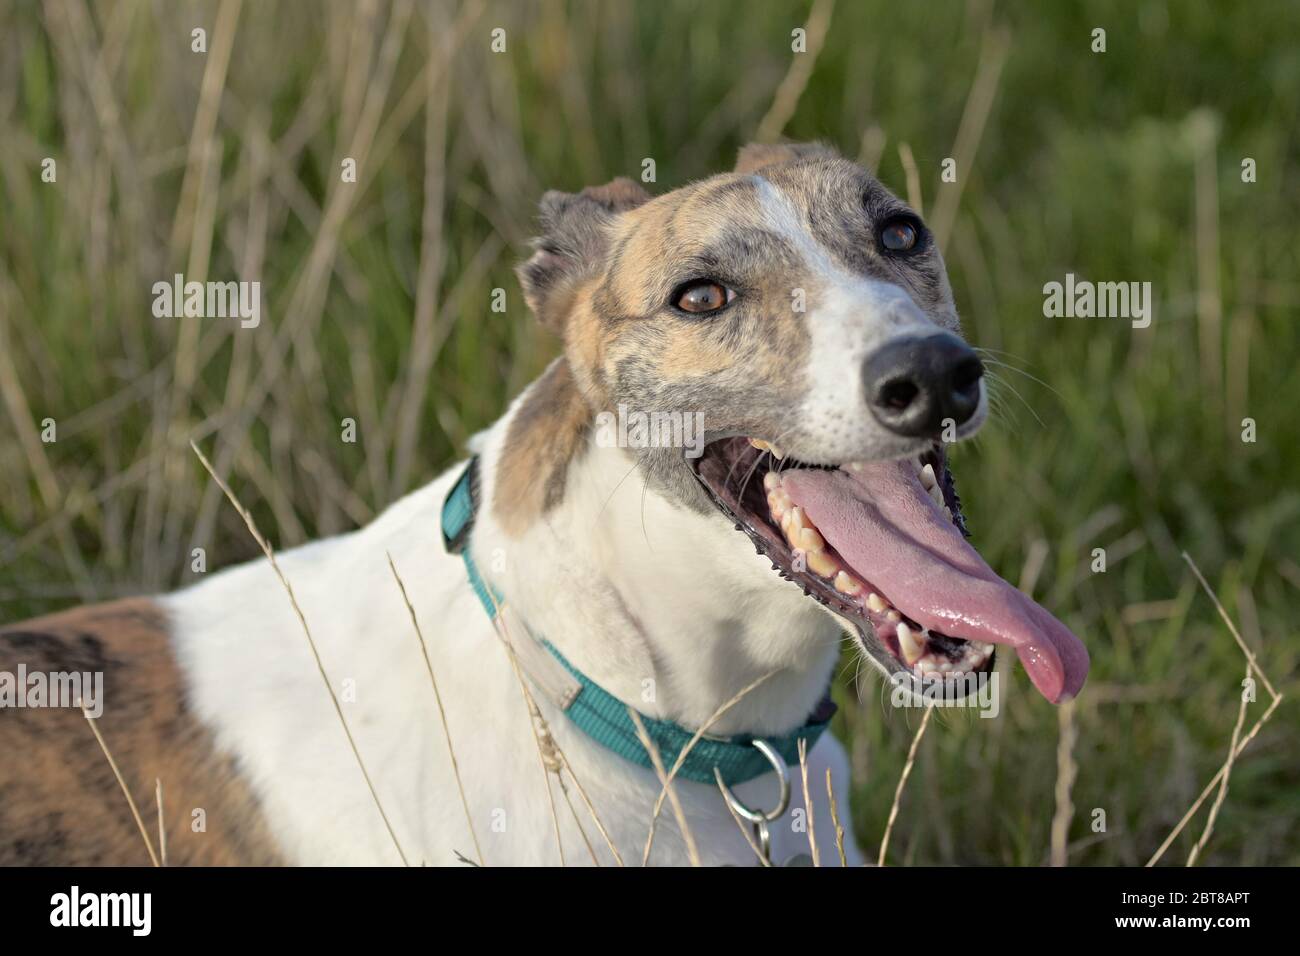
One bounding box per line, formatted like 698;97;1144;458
674;280;735;314
879;217;920;253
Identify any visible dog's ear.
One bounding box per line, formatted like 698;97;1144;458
734;140;837;174
517;177;651;332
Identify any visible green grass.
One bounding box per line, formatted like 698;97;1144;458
0;0;1296;864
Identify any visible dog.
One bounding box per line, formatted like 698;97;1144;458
0;141;1088;866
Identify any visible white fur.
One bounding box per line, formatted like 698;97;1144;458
754;176;986;464
165;379;865;866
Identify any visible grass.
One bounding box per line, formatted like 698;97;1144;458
0;0;1297;864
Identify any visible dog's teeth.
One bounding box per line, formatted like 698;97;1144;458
833;571;862;596
886;610;901;623
929;484;946;512
749;438;785;459
806;549;837;577
898;623;926;665
798;527;824;552
920;463;937;490
763;471;781;492
866;592;886;612
789;506;806;532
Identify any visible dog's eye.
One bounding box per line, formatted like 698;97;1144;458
880;217;920;253
674;280;734;314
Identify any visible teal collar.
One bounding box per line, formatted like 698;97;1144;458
440;458;835;786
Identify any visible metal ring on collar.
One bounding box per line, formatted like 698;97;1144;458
713;738;791;824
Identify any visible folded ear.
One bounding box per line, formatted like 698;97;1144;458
734;140;838;174
516;177;651;332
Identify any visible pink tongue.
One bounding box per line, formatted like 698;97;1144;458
782;461;1089;703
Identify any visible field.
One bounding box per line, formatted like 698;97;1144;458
0;0;1296;864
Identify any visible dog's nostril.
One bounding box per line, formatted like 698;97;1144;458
879;379;919;410
951;357;984;399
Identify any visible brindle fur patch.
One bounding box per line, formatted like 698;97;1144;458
0;598;283;865
493;358;593;536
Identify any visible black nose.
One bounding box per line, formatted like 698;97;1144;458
863;333;984;438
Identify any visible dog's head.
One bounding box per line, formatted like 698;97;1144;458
509;141;1088;704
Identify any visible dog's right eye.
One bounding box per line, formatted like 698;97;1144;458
674;280;735;314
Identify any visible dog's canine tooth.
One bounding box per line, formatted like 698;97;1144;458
749;438;785;459
898;622;926;665
834;571;862;596
920;463;937;490
928;482;945;510
763;471;781;492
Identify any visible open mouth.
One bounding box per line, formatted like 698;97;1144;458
690;438;1089;703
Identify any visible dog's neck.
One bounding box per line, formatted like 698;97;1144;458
469;373;843;737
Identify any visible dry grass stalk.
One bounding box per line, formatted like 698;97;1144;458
484;587;623;866
500;642;568;865
627;708;702;867
929;25;1011;247
557;781;601;867
754;0;836;143
386;552;485;866
555;748;624;866
155;778;167;867
825;768;848;866
1190;111;1224;414
1145;553;1284;866
79;701;159;867
877;705;933;867
640;670;777;864
1146;695;1282;866
1187;665;1251;866
190;440;410;866
897;142;923;216
798;737;819;866
0;305;95;598
1049;698;1078;866
717;786;772;867
1181;552;1278;700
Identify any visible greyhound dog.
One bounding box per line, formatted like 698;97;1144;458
0;141;1088;866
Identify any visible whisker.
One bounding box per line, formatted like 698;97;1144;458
984;372;1045;427
979;355;1066;404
